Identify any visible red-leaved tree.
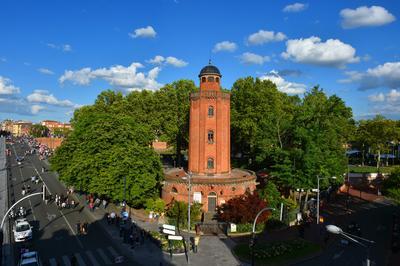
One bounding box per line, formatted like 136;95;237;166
217;191;270;224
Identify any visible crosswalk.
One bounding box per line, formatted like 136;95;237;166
47;246;122;266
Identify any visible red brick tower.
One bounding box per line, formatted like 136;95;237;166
188;63;230;175
162;63;256;212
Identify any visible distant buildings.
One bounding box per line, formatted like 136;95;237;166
0;119;72;137
41;120;72;133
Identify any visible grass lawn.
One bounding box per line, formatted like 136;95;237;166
233;238;321;266
349;165;397;174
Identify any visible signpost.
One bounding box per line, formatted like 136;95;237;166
162;224;176;231
163;229;176;235
168;235;183;241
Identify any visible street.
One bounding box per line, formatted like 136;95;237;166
6;140;134;265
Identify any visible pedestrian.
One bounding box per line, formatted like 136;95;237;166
110;211;116;224
41;167;45;173
89;202;94;212
102;199;107;209
71;199;75;208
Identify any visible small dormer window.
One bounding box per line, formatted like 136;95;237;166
207;76;214;82
202;77;206;83
208;106;214;117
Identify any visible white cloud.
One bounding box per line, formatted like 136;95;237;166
147;55;165;65
129;26;156;38
367;89;400;117
38;68;54;75
213;41;238;53
27;90;77;107
31;105;45;114
62;44;72;52
165;56;188;67
239;52;270;65
340;6;396;29
59;62;162;91
260;70;306;94
0;76;20;95
0;97;43;116
247;30;287;45
147;55;188;67
340;62;400;90
282;36;359;67
368;93;385;102
283;3;308;13
46;43;73;52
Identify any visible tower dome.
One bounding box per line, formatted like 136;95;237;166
199;63;222;77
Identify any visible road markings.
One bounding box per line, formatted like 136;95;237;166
85;250;100;266
74;252;87;266
97;247;112;264
13;145;37;221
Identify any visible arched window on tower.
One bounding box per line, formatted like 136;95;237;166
201;77;206;83
216;77;220;83
207;76;214;82
208;106;214;117
171;187;178;194
207;130;214;144
207;158;214;169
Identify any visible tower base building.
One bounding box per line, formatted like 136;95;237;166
162;63;256;212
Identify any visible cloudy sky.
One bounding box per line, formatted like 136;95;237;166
0;0;399;122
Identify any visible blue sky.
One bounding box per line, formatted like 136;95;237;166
1;0;399;123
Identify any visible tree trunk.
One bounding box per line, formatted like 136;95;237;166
376;149;381;172
302;190;310;213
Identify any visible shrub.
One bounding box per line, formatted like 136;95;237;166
145;198;166;215
166;200;202;230
218;191;270;224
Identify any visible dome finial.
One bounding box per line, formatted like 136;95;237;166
208;58;212;65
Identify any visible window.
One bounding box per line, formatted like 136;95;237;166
216;77;220;83
208;106;214;117
207;158;214;169
171;187;178;193
208;130;214;143
207;76;214;82
201;77;206;83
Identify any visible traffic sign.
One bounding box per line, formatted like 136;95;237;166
168;235;183;241
163;229;175;235
162;224;176;231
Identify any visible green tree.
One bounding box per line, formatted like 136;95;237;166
166;200;202;232
29;124;50;137
382;167;400;204
51;91;163;207
356;116;400;170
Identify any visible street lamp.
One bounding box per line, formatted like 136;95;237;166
182;171;192;264
326;224;375;266
250;207;275;266
316;176;336;224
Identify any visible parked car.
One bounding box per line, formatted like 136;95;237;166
18;251;42;266
13;218;32;242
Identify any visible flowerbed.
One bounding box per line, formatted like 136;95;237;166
233;238;320;264
149;231;186;253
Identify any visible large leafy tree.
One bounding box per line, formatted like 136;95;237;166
51;91;163;207
356;116;400;170
29;124;50;137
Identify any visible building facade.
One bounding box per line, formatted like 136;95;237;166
41;120;72;133
162;64;256;212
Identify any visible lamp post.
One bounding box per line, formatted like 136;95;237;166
123;176;126;207
182;171;192;264
316;176;336;224
326;224;375;266
250;207;275;266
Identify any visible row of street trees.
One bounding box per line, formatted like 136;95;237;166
50;76;399;208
